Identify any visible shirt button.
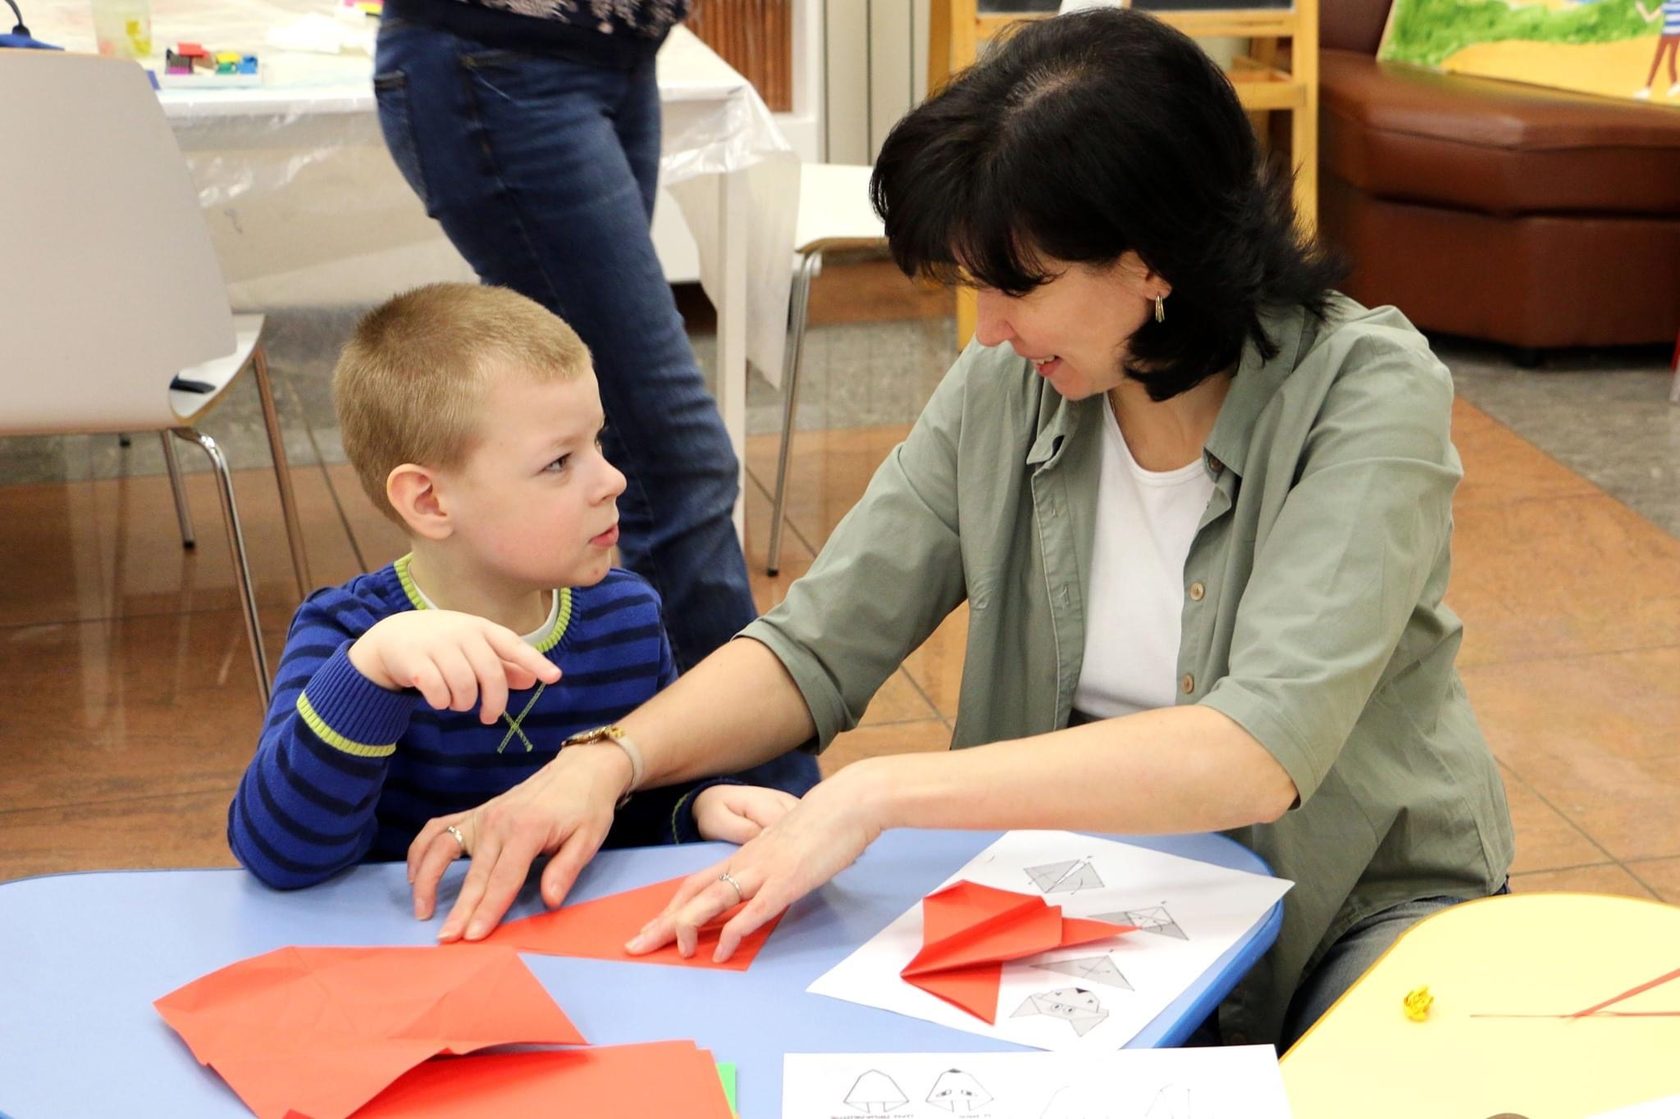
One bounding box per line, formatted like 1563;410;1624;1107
1188;581;1206;602
1181;673;1195;695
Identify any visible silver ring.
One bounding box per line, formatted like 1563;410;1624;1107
445;824;467;852
718;870;744;905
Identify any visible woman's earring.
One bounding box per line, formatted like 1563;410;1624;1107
1154;295;1166;324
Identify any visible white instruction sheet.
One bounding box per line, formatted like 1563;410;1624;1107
783;1044;1291;1118
807;831;1292;1051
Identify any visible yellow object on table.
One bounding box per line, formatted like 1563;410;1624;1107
1284;894;1680;1119
1401;985;1433;1022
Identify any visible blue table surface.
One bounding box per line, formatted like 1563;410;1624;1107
0;829;1281;1118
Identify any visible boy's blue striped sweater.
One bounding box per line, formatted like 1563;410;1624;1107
230;558;729;888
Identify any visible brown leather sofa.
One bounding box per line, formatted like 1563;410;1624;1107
1318;0;1680;352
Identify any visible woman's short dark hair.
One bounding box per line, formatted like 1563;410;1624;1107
871;8;1344;401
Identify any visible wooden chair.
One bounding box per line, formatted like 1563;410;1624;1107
930;0;1319;345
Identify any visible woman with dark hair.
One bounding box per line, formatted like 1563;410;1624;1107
408;7;1513;1047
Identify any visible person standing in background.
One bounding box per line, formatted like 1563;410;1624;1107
370;0;817;796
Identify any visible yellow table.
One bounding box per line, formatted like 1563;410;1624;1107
1283;893;1680;1119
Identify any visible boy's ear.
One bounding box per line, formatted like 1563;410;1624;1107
386;463;453;541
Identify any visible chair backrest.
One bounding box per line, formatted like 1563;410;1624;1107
0;51;235;434
795;164;886;252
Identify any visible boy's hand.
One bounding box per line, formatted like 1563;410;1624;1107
349;610;561;724
693;784;801;844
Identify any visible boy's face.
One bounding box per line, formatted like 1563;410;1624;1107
440;367;627;590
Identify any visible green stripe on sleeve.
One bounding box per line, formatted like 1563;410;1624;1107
296;692;397;759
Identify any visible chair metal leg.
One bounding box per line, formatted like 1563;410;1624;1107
179;427;271;708
768;251;821;576
158;431;196;549
250;344;312;599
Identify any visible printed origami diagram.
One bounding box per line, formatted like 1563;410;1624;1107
1093;904;1188;941
1026;858;1105;894
1144;1084;1195;1119
1034;953;1133;990
901;881;1134;1023
1039;1081;1121;1118
845;1069;909;1114
1012;987;1110;1037
928;1068;993;1111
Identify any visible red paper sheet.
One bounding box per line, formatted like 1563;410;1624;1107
477;874;783;970
347;1043;735;1118
154;945;584;1119
901;881;1134;1022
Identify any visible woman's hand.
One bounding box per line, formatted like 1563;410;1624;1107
625;768;887;962
407;742;632;940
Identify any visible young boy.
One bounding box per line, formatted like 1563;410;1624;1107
229;283;810;894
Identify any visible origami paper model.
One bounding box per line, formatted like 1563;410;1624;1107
1012;986;1111;1037
478;873;784;970
153;944;584;1119
901;880;1133;1022
348;1042;736;1119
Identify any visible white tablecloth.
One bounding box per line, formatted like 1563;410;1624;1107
27;0;798;387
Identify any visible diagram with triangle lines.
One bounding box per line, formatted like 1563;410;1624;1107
1094;904;1187;940
1033;953;1133;991
1025;858;1105;894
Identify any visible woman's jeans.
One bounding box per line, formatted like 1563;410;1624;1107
372;21;760;676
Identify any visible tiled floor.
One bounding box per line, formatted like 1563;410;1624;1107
2;264;1677;907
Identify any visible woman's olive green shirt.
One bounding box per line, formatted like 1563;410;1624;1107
742;295;1514;1044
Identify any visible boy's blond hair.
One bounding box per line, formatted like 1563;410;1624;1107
335;283;592;522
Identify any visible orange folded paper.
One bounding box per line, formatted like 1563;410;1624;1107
902;881;1134;1022
349;1042;735;1118
154;945;584;1119
478;874;783;970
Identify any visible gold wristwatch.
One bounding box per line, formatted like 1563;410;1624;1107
560;723;643;808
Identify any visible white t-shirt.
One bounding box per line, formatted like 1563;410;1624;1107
1072;397;1217;719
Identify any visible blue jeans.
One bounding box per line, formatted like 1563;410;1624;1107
373;21;756;675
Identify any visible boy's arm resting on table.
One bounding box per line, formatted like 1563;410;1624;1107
228;595;419;889
230;600;562;889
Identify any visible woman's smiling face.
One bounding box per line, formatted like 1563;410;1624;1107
970;251;1167;401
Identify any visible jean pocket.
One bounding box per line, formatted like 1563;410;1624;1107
373;71;431;209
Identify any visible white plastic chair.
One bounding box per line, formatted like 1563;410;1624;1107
766;164;890;575
0;51;311;707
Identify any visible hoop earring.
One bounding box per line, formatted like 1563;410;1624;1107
1154;295;1166;324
